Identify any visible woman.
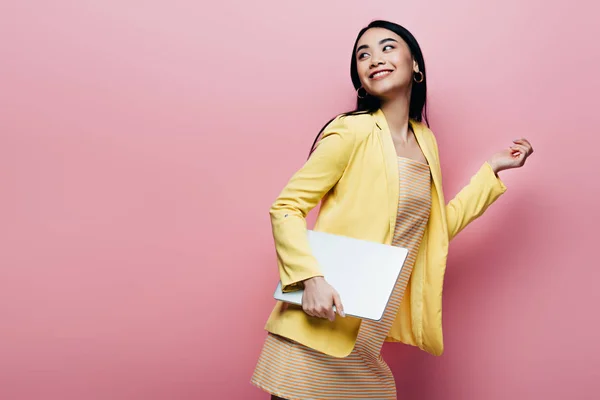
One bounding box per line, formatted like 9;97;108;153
251;20;533;400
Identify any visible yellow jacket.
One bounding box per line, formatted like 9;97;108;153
264;108;507;357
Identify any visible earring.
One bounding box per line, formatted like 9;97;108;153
414;71;424;83
357;86;368;99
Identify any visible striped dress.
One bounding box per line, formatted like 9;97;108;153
251;156;432;400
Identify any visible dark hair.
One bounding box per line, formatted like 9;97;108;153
308;20;429;156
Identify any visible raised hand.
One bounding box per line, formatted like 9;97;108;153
487;138;534;173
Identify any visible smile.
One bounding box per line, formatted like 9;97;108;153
370;70;393;80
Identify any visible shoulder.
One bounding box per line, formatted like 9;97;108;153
322;111;378;141
339;111;377;131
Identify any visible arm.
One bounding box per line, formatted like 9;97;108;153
270;116;355;292
429;132;508;241
445;161;507;241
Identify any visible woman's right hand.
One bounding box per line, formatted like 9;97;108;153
301;276;345;321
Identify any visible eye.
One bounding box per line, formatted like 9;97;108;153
357;52;369;60
383;44;395;51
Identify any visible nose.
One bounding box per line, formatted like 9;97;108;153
370;53;385;68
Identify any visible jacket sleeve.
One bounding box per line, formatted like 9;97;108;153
429;131;508;241
269;116;356;292
445;161;508;240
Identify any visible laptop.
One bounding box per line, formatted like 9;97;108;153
273;230;409;321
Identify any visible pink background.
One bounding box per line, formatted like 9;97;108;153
1;1;599;399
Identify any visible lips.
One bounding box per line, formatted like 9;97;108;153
370;69;393;79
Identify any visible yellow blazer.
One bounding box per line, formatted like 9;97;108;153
264;108;507;357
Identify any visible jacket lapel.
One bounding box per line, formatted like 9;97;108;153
411;121;449;240
372;109;444;239
411;122;442;196
372;109;400;239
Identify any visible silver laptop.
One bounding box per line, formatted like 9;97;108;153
273;230;409;321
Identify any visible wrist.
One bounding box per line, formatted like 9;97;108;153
303;276;324;288
487;160;500;175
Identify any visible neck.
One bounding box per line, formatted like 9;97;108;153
380;87;412;142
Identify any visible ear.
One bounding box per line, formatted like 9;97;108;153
413;60;420;73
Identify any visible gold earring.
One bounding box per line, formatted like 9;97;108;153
357;86;368;99
414;71;424;83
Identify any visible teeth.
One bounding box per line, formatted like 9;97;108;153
372;71;391;78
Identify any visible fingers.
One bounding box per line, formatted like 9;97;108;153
514;137;532;147
509;141;533;167
326;305;336;322
311;306;333;320
512;143;529;154
302;299;330;319
319;305;332;320
301;288;342;321
302;301;318;318
318;298;335;321
511;144;528;156
513;138;534;154
333;292;345;318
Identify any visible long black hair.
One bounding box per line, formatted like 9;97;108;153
308;20;429;157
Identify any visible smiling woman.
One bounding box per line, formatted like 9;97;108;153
356;33;421;98
306;21;429;161
249;19;533;400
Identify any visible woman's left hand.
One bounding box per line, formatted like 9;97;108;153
487;138;534;174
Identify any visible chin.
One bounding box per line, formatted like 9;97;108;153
368;85;398;99
368;81;408;99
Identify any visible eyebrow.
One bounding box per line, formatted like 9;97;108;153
356;38;398;54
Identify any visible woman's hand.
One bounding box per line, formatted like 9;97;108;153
301;276;345;321
487;138;534;174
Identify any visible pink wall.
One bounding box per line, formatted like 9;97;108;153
1;1;599;399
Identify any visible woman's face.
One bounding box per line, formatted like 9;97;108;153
355;27;418;99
